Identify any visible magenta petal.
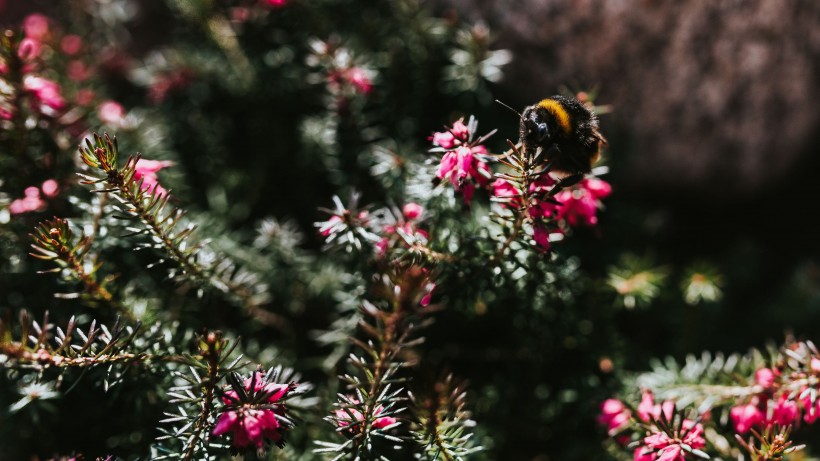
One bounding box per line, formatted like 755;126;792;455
213;411;238;436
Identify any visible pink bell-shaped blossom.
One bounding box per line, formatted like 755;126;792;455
730;402;764;434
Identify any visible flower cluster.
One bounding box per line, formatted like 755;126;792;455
213;373;296;449
334;399;398;432
133;159;174;197
375;202;428;257
601;392;706;461
429;117;491;204
8;179;59;215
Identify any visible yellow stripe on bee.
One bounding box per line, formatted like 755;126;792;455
537;99;572;134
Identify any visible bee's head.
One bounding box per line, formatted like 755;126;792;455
521;106;551;145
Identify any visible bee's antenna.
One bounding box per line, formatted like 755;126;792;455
495;99;522;119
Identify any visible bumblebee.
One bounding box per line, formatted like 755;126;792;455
518;95;607;179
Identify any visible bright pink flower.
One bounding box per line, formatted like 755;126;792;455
638;420;705;461
23;14;50;40
98;100;126;127
770;394;799;426
430;119;469;149
9;187;45;214
554;178;611;228
730;403;764;434
213;373;291;449
334;401;397;431
17;38;40;61
345;68;372;94
755;368;776;388
436;146;489;204
41;179;59;198
598;399;631;434
532;225;551;250
262;0;287;7
637;391;674;423
492;178;521;206
420;282;436;306
0;107;13;120
402;202;423;220
134;159;174;196
23;76;66;113
801;392;820;423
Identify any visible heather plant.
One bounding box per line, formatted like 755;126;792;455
0;2;817;461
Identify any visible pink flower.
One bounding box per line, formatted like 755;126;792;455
420;282;436;306
598;399;631;434
532;225;551;250
213;373;292;449
98;100;126;127
554;178;611;228
23;14;50;40
492;178;521;207
23;76;66;113
41;179;59;198
345;68;372;94
429;119;469;149
61;35;83;55
134;159;174;196
730;403;764;434
802;392;820;423
402;202;423;220
770;394;799;426
17;38;41;61
436;146;489;204
637;391;674;423
811;358;820;372
9;187;46;214
638;420;705;461
262;0;287;7
755;368;776;388
334;400;397;431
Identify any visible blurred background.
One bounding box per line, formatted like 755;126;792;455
2;0;820;459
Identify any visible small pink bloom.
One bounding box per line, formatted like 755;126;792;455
755;368;776;388
584;177;612;199
23;76;66;112
731;403;764;433
0;107;13;120
134;159;174;196
656;445;683;461
9;187;46;214
345;68;372;94
420;282;435;306
262;0;287;7
17;38;41;61
431;131;456;149
402;202;423;220
61;35;83;55
41;179;59;198
811;358;820;372
98;100;126;127
213;373;291;449
23;14;50;40
770;394;799;426
533;225;551;250
335;401;397;431
492;178;520;205
429;119;469;149
598;399;631;434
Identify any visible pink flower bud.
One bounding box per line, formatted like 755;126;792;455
41;179;59;198
754;368;776;388
98;100;126;127
730;403;764;434
23;14;50;40
402;202;423;220
17;38;41;61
